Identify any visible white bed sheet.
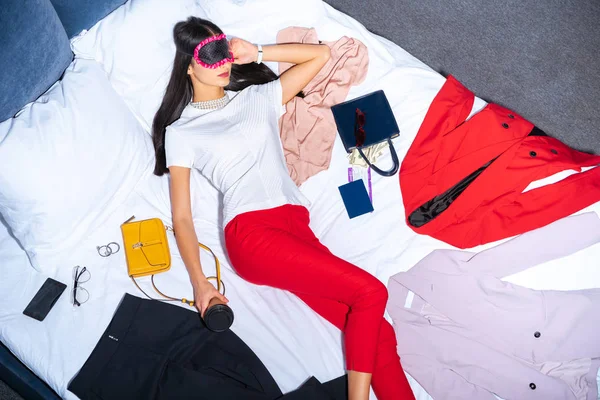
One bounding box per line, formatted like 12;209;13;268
1;3;600;400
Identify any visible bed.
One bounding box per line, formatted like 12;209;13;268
1;1;599;399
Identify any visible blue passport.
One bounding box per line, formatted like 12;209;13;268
338;179;374;218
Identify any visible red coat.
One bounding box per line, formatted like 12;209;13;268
400;75;600;249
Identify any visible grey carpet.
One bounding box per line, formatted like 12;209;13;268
0;380;23;400
325;0;600;154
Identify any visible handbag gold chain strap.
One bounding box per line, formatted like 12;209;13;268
128;219;225;308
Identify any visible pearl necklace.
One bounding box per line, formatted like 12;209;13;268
190;93;230;110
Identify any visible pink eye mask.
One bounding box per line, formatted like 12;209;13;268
193;34;234;69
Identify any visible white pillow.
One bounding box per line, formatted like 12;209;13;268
198;0;326;42
70;0;208;131
0;59;153;273
69;0;329;130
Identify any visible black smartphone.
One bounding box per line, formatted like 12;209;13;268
23;278;67;321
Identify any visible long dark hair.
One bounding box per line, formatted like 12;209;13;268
152;17;278;176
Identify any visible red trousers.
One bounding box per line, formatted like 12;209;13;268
225;204;415;400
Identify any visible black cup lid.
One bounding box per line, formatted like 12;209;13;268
204;304;234;333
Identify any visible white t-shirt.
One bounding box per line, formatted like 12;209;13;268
165;79;310;228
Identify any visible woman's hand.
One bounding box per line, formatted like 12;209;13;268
229;37;258;65
193;279;229;317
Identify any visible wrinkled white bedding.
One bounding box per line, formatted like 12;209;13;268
1;1;599;399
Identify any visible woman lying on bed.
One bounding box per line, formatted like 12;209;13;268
151;16;415;400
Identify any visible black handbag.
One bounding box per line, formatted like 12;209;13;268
331;90;400;177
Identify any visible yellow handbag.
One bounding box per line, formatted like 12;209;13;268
120;216;224;307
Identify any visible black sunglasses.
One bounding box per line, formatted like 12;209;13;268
72;265;90;307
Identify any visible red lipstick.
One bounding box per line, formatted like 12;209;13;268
218;71;229;78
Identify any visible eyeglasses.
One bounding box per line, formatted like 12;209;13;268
72;265;90;307
354;108;366;148
96;241;120;257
